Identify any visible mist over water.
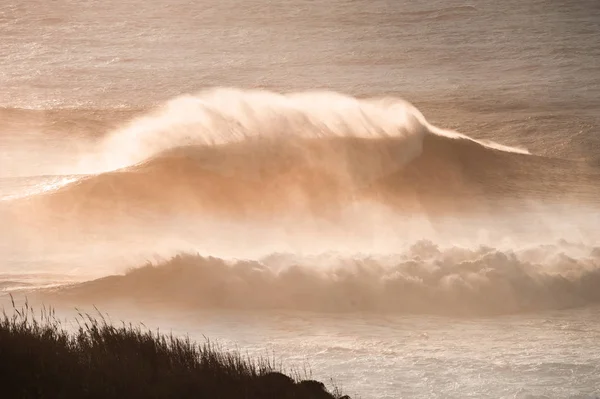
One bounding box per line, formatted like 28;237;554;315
2;0;600;397
3;89;599;296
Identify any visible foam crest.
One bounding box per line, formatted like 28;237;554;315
86;87;525;173
53;241;600;316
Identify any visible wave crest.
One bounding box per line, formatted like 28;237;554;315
90;88;435;173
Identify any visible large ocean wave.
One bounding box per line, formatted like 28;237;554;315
5;88;598;223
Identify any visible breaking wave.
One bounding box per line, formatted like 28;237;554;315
8;88;599;223
50;241;600;316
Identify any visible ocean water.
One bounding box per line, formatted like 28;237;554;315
1;0;600;397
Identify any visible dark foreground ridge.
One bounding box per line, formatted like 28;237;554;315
0;300;349;399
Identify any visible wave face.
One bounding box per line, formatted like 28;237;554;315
52;241;600;316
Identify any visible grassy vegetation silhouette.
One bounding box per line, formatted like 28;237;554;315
0;297;349;399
